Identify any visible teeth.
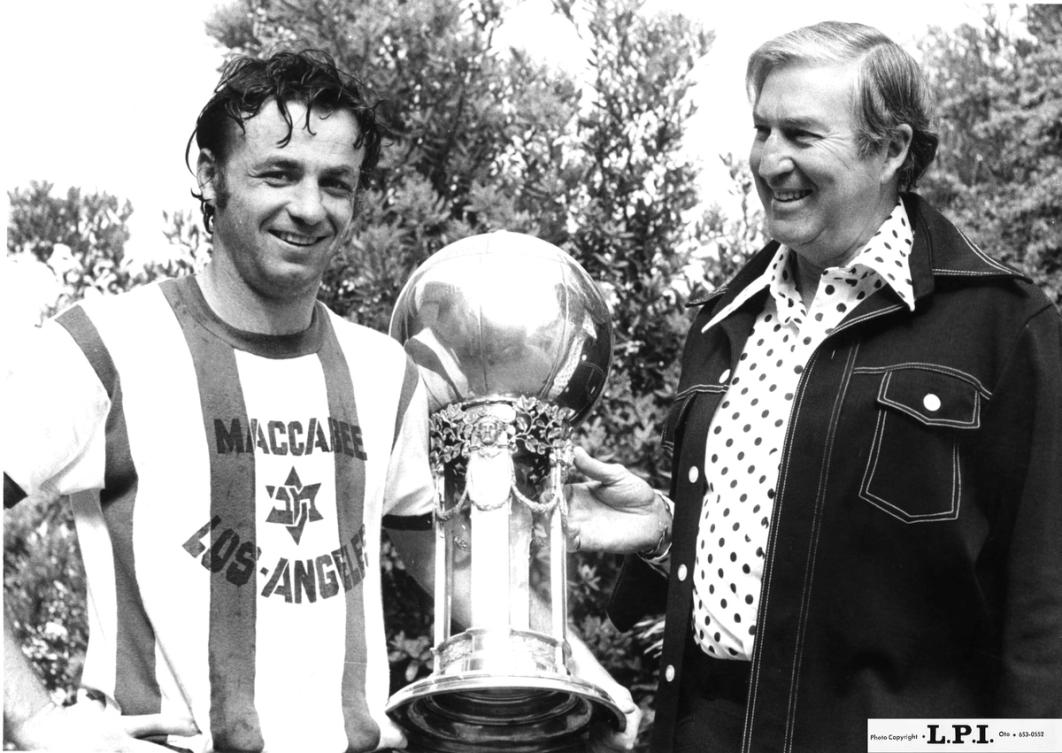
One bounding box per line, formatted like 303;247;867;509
774;190;810;202
275;231;320;246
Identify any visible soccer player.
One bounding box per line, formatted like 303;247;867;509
3;49;637;752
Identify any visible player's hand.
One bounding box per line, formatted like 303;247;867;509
8;699;199;752
567;634;642;752
587;683;642;753
565;447;669;554
374;715;409;750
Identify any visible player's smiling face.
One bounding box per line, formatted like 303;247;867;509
203;99;364;303
749;61;898;272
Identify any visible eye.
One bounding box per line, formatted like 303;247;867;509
323;179;356;198
261;171;294;186
786;128;818;144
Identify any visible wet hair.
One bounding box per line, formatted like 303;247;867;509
188;48;389;233
746;21;938;190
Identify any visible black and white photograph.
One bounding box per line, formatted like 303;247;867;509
4;2;1060;752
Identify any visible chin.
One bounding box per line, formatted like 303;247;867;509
257;272;323;301
766;219;813;249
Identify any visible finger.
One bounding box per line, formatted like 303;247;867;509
375;717;408;750
566;527;581;553
122;712;200;738
571;447;627;484
587;721;637;753
599;730;636;752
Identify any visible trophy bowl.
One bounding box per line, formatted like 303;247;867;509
386;231;622;752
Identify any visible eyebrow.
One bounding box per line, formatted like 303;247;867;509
752;113;825;132
253;156;359;180
252;156;300;171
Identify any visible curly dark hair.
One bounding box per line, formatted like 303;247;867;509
187;49;390;234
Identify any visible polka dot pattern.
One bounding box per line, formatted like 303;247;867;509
691;202;915;660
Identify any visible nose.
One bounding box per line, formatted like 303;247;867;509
753;131;793;182
288;180;327;226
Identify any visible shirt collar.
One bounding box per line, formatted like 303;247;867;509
703;202;915;332
845;201;916;311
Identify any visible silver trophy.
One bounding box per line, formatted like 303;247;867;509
386;231;624;752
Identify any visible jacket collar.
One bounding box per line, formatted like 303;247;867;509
902;192;1027;302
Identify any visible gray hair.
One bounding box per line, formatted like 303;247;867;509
746;21;938;190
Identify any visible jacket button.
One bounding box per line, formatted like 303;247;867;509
688;466;700;484
718;369;731;383
677;564;688;581
923;393;942;412
665;664;676;682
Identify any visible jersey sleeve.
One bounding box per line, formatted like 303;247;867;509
381;358;435;523
2;317;110;505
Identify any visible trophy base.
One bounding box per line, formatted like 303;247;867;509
386;672;625;752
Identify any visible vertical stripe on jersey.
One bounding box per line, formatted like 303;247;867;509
392;356;421;449
317;317;377;752
55;306;162;715
161;281;264;752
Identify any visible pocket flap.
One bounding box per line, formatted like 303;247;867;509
877;367;981;429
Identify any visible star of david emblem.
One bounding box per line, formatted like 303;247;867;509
265;467;323;544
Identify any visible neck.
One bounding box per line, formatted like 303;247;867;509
792;254;827;311
197;259;317;336
792;193;901;309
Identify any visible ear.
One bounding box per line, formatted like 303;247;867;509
881;124;913;185
196;149;220;202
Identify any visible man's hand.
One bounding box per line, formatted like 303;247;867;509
375;715;409;751
7;700;199;752
587;683;642;753
565;447;670;554
568;634;642;752
4;606;199;751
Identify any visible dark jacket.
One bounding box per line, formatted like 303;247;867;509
609;194;1062;752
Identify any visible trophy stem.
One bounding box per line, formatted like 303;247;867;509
433;518;449;673
471;504;510;629
387;399;623;751
550;494;567;668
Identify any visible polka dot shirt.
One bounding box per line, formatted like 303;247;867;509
690;202;916;661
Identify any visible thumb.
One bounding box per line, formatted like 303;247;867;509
572;447;627;484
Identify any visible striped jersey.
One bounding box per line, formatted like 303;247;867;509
2;275;434;752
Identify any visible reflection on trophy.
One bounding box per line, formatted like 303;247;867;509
386;231;623;752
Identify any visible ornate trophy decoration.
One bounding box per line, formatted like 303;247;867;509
386;231;623;752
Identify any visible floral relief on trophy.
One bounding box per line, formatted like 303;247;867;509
430;395;576;521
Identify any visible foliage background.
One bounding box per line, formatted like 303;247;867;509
4;3;1060;750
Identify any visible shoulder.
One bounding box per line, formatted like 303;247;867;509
684;241;779;333
58;281;175;339
321;306;408;365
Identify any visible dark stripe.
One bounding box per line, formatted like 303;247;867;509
317;316;377;751
55;306;161;715
392;355;422;449
382;512;433;531
160;280;263;752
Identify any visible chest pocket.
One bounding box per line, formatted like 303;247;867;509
859;366;982;523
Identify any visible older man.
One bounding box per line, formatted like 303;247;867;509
3;49;636;752
567;21;1062;753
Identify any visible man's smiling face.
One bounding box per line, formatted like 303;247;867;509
749;61;898;273
204;99;364;303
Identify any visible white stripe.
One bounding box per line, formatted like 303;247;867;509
236;350;348;752
82;284;214;732
70;489;118;702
